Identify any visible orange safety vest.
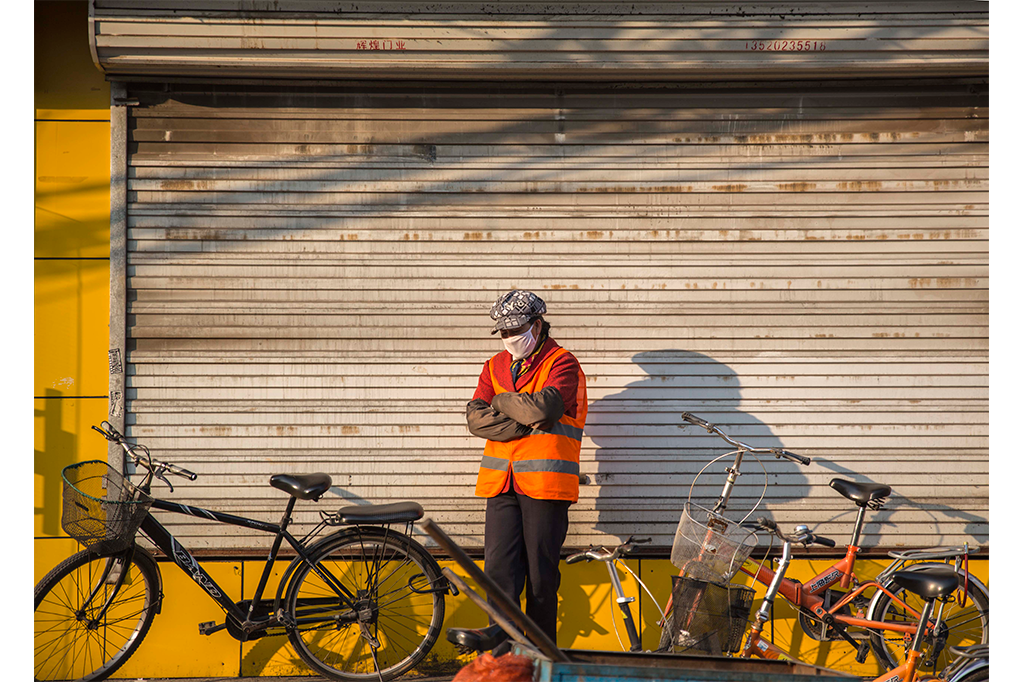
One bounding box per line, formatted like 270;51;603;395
475;347;588;503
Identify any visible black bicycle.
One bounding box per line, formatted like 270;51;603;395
34;422;455;682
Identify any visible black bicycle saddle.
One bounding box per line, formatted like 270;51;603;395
892;566;961;601
829;478;891;507
270;473;333;500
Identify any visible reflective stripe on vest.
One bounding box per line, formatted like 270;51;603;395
474;346;588;502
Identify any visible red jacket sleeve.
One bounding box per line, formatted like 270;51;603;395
543;352;581;419
472;360;496;403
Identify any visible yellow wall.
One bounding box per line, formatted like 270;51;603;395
34;0;111;559
33;2;988;679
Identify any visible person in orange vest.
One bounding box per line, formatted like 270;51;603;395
447;290;588;654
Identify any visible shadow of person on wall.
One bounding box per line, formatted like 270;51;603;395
587;350;811;544
813;459;988;546
582;350;814;650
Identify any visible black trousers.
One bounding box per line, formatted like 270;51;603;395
483;488;571;643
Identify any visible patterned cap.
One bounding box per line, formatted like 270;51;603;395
489;290;546;334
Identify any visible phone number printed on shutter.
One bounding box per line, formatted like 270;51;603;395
746;40;827;51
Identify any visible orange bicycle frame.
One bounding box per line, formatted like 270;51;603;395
739;544;926;640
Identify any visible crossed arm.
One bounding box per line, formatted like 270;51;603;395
466;387;566;442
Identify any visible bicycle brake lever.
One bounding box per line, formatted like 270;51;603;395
156;471;174;493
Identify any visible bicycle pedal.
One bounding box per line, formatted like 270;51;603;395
198;621;226;636
855;641;870;664
275;608;297;628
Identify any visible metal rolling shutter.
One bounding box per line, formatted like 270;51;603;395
124;79;987;554
90;1;988;81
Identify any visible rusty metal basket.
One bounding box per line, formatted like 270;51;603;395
667;576;756;656
670;502;758;582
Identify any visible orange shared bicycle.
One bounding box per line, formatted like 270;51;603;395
740;518;989;682
660;413;988;675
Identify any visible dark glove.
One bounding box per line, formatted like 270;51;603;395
466;398;532;442
491;386;565;432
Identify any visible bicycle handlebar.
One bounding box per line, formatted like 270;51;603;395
756;517;835;548
681;412;811;466
565;536;652;564
162;462;199;481
92;422;198;482
772;448;811;466
681;412;711;429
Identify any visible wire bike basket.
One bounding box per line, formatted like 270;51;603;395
667;576;755;656
671;502;757;582
61;460;153;554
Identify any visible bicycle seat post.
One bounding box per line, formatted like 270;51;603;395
908;595;938;671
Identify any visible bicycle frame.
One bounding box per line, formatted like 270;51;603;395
740;553;925;641
136;495;360;637
742;583;932;682
740;533;947;682
739;532;975;646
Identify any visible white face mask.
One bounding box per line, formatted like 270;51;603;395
502;325;539;360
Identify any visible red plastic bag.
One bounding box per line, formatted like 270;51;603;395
452;652;534;682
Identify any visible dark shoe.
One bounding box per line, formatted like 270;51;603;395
446;623;509;654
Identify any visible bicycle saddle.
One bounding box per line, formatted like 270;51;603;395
337;501;424;524
270;473;333;500
829;478;891;507
891;565;961;601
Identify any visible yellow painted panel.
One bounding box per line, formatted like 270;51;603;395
113;560;243;679
34;397;111;538
35;1;109;119
34;537;83;584
34;259;110;396
430;559;485;672
558;558;644;652
239;560;306;677
35;121;110;258
637;558;676;652
29;547;990;679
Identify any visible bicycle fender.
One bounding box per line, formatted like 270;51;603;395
946;660;988;682
131;544;164;614
272;526;414;608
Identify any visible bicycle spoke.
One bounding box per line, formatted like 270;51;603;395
286;531;443;680
35;549;158;682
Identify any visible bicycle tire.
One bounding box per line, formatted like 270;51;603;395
284;527;446;681
868;563;988;674
34;546;160;682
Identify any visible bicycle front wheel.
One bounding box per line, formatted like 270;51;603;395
34;546;160;682
868;563;989;674
284;527;446;681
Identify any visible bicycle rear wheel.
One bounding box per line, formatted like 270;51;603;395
868;563;988;674
34;546;159;682
284;527;446;681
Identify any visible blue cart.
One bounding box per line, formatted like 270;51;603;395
519;646;852;681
